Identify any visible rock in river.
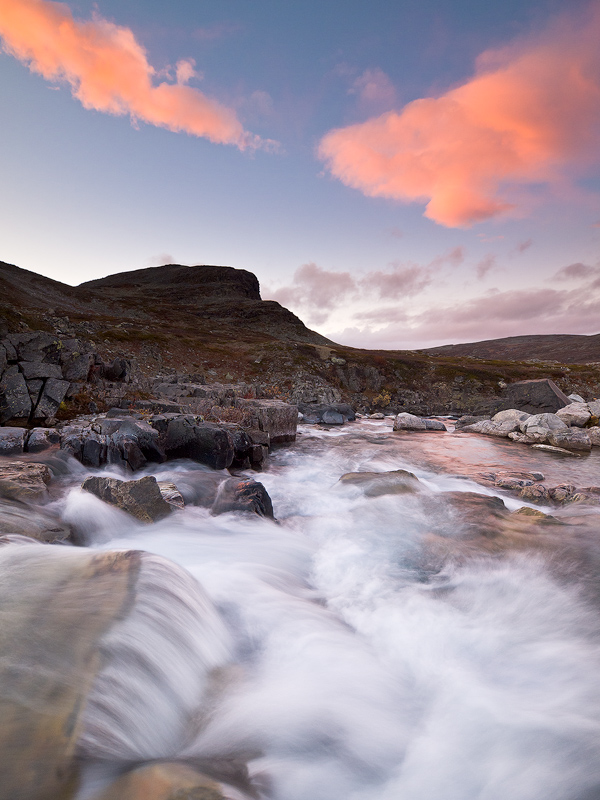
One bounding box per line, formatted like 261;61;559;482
81;475;173;523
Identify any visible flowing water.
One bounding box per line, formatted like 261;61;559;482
36;421;600;798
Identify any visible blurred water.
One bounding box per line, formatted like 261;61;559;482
53;420;600;799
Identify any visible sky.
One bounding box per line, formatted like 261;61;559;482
0;0;599;349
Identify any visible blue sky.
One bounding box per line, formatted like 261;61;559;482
0;0;599;348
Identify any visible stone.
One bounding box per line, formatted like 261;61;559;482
519;413;568;442
547;429;592;452
588;427;600;446
34;378;70;419
82;433;107;468
548;484;577;503
61;433;83;459
211;478;274;518
0;366;32;422
369;412;385;419
322;410;345;425
0;462;52;502
338;469;421;497
462;419;515;437
424;419;447;431
102;357;131;382
92;761;253;800
81;476;173;523
298;402;355;424
0;545;140;800
157;481;185;509
0;500;71;542
587;400;600;417
519;484;550;503
237;399;298;442
568;393;586;403
531;444;580;456
555;402;591;427
495;476;534;490
163;418;234;470
0;426;26;455
25;427;60;453
18;361;63;380
511;507;557;522
508;431;536;443
454;415;489;430
62;352;94;382
498;378;570;414
8;332;61;363
491;409;531;425
26;378;44;405
393;412;427;431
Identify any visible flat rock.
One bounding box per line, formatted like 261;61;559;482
547;429;592;452
25;427;60;453
519;413;568;442
0;461;52;502
19;361;63;380
531;443;581;456
491;409;530;424
81;475;173;523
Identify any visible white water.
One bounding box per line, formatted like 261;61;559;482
57;421;600;799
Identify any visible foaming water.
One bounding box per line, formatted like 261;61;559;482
53;421;600;799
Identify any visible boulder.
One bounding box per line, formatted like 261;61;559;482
81;476;173;523
0;545;140;800
82;433;107;468
211;478;274;518
568;393;586;403
0;500;71;542
0;462;52;502
588;400;600;417
548;484;577;503
393;412;427;431
547;429;592;452
498;378;570;414
588;427;600;446
162;418;234;470
518;484;550;503
0;366;31;422
298;403;355;425
424;419;447;431
7;332;62;363
491;409;530;425
454;415;490;430
34;378;70;419
555;402;591;427
462;419;515;437
170;470;225;507
91;761;253;800
237;399;298;442
25;427;60;453
519;413;568;442
62;352;94;382
338;469;421;497
0;426;26;455
19;361;63;380
322;409;345;425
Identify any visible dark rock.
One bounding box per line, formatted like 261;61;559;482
117;436;146;470
163;418;234;470
171;470;225;507
220;424;253;469
112;418;166;465
454;415;489;430
298;402;355;425
0;343;7;375
81;434;106;468
0;366;32;422
211;477;274;518
0;462;52;502
102;357;131;382
498;379;570;414
7;332;62;363
34;378;70;419
60;433;83;459
424;419;447;431
62;352;93;382
237;399;298;442
81;475;172;522
26;378;44;405
157;481;185;509
19;361;63;380
322;410;344;425
0;426;26;456
25;427;60;453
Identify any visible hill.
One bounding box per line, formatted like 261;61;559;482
424;334;600;364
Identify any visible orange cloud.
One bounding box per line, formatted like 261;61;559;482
0;0;260;148
318;7;600;227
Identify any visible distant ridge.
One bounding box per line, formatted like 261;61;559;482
423;333;600;364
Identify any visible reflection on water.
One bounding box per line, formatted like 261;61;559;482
29;421;600;798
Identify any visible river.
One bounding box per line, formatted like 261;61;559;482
44;419;600;799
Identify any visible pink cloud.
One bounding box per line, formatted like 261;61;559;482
264;262;358;312
0;0;264;149
476;254;496;279
552;262;600;281
363;264;432;299
318;7;600;226
515;238;533;254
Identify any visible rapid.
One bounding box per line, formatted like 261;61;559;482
40;420;600;798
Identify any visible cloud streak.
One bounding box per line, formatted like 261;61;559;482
0;0;263;149
318;6;600;226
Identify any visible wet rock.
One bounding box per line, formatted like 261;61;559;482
393;412;427;431
495;476;534;490
0;545;141;800
82;433;106;468
220;425;254;469
163;418;234;470
25;427;60;453
0;426;26;455
211;477;274;518
462;419;515;437
92;761;252;800
588;426;600;446
338;469;421;497
236;399;298;442
0;366;31;422
322;409;345;424
548;484;577;503
547;429;592;452
34;377;70;419
555;402;591;427
518;484;550;503
531;443;580;456
298;403;355;425
0;499;71;542
157;481;185;509
172;470;225;507
454;415;490;430
498;378;570;414
519;413;568;442
0;462;52;502
510;507;558;523
82;475;173;523
424;419;447;431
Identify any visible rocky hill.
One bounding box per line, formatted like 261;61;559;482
424;334;600;364
1;259;600;420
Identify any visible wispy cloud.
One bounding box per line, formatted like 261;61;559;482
476;254;496;279
0;0;267;149
552;262;600;281
264;262;358;315
349;67;397;113
318;6;600;226
193;21;242;42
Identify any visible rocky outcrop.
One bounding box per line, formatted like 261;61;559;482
81;476;173;522
235;398;298;443
496;378;570;414
162;417;235;469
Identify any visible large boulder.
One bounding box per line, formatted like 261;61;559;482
498;378;570;414
19;361;63;380
211;478;274;518
0;366;31;422
491;409;531;425
81;476;173;523
236;399;297;442
0;544;140;800
393;412;427;431
0;462;52;502
25;427;60;453
519;413;568;442
162;418;234;470
462;419;516;437
555;402;591;427
0;426;26;455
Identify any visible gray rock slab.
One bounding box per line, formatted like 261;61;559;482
19;361;63;380
393;412;427;431
0;461;52;502
26;427;60;453
499;378;570;414
556;402;591;427
0;426;26;456
34;378;70;419
0;366;32;422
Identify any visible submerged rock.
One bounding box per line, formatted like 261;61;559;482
0;499;71;542
81;475;173;523
0;461;52;502
338;469;421;497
